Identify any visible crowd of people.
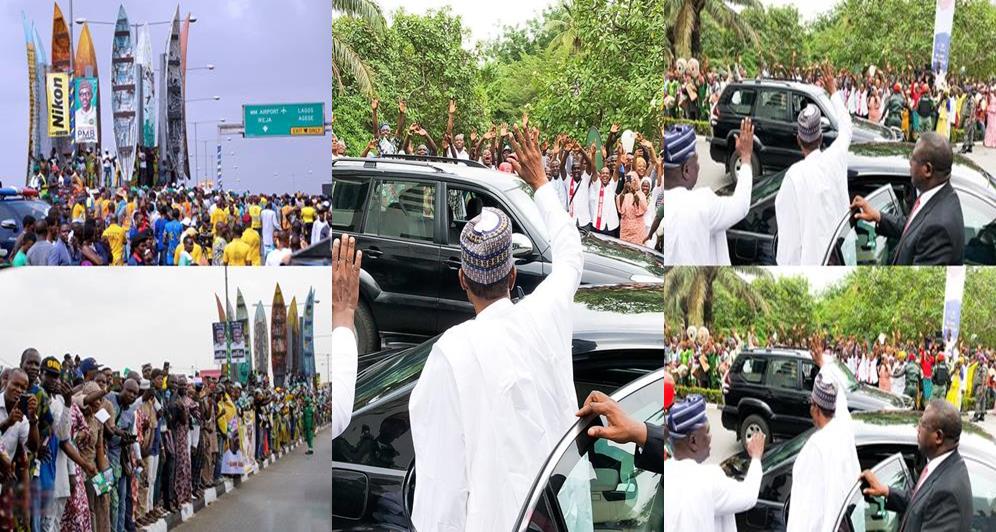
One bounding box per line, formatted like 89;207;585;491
0;350;333;532
9;184;337;267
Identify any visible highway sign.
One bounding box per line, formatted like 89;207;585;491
243;102;325;138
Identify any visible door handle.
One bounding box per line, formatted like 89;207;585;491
364;247;383;259
444;257;461;270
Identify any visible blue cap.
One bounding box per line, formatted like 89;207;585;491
667;394;708;439
79;357;102;375
662;125;697;166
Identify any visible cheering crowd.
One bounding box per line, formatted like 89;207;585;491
9;185;337;267
0;351;334;532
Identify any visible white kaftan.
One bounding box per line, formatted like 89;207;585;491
408;182;585;532
658;457;763;532
329;327;358;440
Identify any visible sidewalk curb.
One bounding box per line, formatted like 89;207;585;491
139;423;328;531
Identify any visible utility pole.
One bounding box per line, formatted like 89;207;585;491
224;264;234;381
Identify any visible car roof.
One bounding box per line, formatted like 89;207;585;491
848;142;996;196
332;157;526;193
737;347;811;360
725;78;820;94
851;410;996;460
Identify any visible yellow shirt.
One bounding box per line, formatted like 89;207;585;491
217;396;237;435
173;242;204;265
210;208;229;235
99;198;112;220
71;203;85;221
249;204;262;229
241;227;261;266
102;224;126;265
222;237;251;266
301;206;316;224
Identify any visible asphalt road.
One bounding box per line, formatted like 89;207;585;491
174;434;331;532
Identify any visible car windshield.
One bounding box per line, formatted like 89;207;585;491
354;337;438;408
813;90;836;124
832;358;860;391
762;427;814;470
3;200;50;224
503;181;550;244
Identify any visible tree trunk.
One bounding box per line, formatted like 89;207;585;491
703;267;717;330
690;0;706;58
672;1;696;59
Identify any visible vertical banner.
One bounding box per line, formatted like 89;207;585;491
217;143;223;189
931;0;956;78
212;322;228;361
73;77;99;143
942;266;966;354
230;320;247;362
47;73;71;137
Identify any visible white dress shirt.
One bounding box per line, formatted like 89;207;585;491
775;92;853;265
562;173;592;228
589;177;620;232
915;450;955;491
655;165;753;265
329;327;358;440
409;182;586;532
659;457;763;532
905;183;945;229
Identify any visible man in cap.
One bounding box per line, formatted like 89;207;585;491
37;356;76;532
645;119;755;264
370;98;405;156
409;120;585;531
851;132;965;265
775;66;853;265
861;400;972;531
786;338;860;532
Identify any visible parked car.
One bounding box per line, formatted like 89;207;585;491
721;348;911;447
721;410;996;531
710;79;900;177
719;142;996;265
331;284;668;530
0;187;49;264
294;156;667;353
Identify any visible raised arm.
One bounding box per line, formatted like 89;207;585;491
330;236;361;439
446;99;456;146
395;99;407;139
371;99;380;139
708;118;754;232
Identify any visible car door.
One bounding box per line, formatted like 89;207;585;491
963;457;996;530
753;89;795;171
513;371;669;532
823;184;902;266
765;357;809;437
436;182;545;331
360;177;441;337
831;452;913;532
956;188;996;265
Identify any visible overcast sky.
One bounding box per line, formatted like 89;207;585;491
0;266;335;383
2;0;331;194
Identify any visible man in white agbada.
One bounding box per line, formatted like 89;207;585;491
645;120;755;265
409;123;585;531
775;65;853;265
656;394;766;531
328;236;362;440
786;343;861;532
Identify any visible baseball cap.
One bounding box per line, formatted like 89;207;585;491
42;356;61;376
79;357;102;375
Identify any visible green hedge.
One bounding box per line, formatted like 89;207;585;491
675;385;725;405
661;117;712;137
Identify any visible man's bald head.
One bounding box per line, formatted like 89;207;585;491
919;400;962;458
120;378;140;406
911;132;953;191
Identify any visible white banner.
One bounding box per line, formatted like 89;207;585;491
931;0;956;77
942;266;966;354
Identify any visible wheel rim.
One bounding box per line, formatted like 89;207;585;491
745;423;762;440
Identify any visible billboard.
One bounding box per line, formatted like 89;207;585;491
73;77;99;143
46;73;71;137
212;321;247;362
942;266;966;354
931;0;956;77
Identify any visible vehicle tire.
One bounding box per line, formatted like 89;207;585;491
353;299;380;354
739;414;771;449
727;148;761;182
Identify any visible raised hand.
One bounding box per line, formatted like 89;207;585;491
331;235;362;331
821;64;838;95
735;118;754;165
610;124;620;134
500;123;509;138
508;123;548;191
399;99;407;114
371;99;379;111
470;131;478;143
448;99;457;114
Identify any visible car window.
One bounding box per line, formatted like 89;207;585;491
0;200;50;227
523;375;668;532
445;186;523;245
739;357;768;385
965;458;996;530
957;191;996;265
801;361;816;391
755;90;790;122
329;177;370;231
828;185;901;266
728;88;756;116
833;453;911;532
364;178;436;242
353;337;438;409
767;359;800;390
791;93;818;119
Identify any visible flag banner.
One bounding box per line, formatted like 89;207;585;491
73;77;99;143
942;266;966;354
47;73;71;137
932;0;956;76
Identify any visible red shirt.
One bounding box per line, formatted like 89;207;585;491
921;351;934;379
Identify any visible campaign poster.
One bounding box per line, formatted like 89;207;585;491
942;266;966;354
47;73;71;137
213;322;228;361
73;77;99;144
931;0;956;77
230;320;247;362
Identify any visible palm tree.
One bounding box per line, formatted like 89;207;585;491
664;0;761;59
543;1;582;56
662;266;769;330
332;0;386;98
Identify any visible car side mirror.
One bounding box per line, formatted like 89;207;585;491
820;117;832;131
511;233;533;258
0;219;16;230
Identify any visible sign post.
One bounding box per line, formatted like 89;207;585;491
242;103;325;138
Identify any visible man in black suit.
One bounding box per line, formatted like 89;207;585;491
851;132;965;265
860;400;973;531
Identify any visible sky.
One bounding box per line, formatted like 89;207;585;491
0;266;336;383
369;0;841;45
2;0;332;194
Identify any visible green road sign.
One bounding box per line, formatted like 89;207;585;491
243;102;325;138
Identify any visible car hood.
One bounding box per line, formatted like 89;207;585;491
579;231;666;282
851;117;899;142
847;383;910;411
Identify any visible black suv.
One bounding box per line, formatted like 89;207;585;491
292;156;668;352
0;187;50;264
721;348;911;447
710;79;899;176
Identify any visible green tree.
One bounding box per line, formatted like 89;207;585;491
332;0;386;98
962;267;996;348
713;274;815;342
665;0;761;59
662;266;769;330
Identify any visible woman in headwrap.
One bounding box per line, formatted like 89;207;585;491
616;173;648;245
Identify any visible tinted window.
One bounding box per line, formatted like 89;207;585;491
830;187;902;266
364;179;436;242
835;454;910;531
739;357;768;384
958;191;996;265
965;459;996;530
329;177;369;231
755;90;790;122
791;93;817;119
445;187;523;245
728;88;756;115
767;359;799;390
0;200;49;227
801;362;817;391
353;337;438;408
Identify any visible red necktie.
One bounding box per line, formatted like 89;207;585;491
596;186;605;229
913;463;929;495
903;197;922;235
